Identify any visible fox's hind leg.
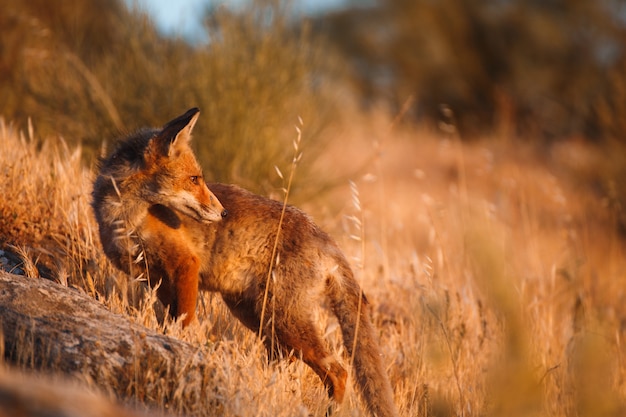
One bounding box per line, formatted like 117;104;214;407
221;294;347;400
275;318;347;402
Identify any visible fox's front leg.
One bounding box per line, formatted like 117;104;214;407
144;213;200;327
161;255;200;327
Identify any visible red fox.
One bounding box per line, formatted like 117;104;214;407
92;108;398;417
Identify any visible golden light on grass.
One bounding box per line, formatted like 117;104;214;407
1;112;625;416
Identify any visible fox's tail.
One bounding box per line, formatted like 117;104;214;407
327;258;399;417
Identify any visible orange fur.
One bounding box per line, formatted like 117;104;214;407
92;109;398;416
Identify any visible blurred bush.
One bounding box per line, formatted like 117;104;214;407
3;0;626;209
190;2;338;192
0;0;130;143
0;0;339;197
314;0;626;141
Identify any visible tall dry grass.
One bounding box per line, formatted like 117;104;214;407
1;112;625;416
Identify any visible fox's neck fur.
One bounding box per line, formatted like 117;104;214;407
92;128;161;270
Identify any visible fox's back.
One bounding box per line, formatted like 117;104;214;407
197;183;344;295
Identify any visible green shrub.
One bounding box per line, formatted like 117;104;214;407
0;0;339;198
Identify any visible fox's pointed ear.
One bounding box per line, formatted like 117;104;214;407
154;108;200;156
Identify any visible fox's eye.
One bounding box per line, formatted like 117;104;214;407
190;176;199;185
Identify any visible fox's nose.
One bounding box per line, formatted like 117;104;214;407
221;209;228;218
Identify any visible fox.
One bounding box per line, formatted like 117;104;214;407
92;108;398;417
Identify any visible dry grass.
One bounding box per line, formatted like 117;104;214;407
1;112;625;417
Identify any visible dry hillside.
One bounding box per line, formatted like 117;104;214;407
0;113;625;416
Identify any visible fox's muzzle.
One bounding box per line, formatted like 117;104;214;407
193;186;226;223
195;205;226;223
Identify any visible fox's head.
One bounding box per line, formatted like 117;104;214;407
98;108;227;224
142;108;228;223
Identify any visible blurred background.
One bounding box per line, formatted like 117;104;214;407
2;0;626;195
2;4;626;414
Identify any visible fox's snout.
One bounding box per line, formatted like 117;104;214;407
199;190;227;223
203;206;228;223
